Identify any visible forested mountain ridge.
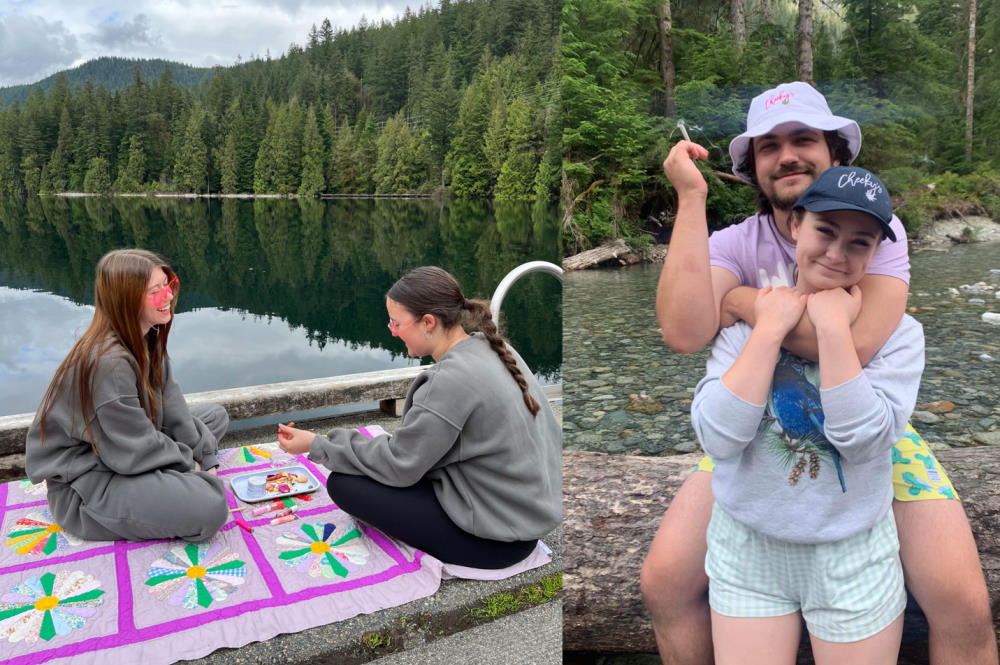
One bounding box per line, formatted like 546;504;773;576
0;57;215;106
0;0;561;200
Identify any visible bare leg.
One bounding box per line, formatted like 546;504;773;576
711;610;799;665
893;499;998;665
640;471;715;665
810;613;903;665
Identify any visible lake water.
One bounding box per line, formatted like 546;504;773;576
564;241;1000;454
0;196;562;418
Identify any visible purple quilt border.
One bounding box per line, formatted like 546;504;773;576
2;448;434;665
5;550;426;665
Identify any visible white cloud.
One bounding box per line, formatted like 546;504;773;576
89;13;161;51
0;14;80;85
0;0;415;86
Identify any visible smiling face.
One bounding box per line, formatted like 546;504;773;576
752;122;836;213
791;210;882;294
139;267;176;333
386;297;431;358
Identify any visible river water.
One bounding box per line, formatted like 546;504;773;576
0;196;561;418
564;241;1000;454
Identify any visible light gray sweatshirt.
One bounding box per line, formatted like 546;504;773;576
308;333;562;542
26;342;219;494
691;315;924;543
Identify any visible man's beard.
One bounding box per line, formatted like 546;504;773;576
768;167;817;210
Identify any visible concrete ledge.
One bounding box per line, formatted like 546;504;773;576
0;365;426;456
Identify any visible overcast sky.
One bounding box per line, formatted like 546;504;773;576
0;1;420;87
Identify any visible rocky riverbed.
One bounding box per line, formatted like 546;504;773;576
563;239;1000;455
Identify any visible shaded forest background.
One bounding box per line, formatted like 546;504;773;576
562;0;1000;254
0;0;561;201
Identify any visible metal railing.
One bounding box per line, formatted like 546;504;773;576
490;261;563;322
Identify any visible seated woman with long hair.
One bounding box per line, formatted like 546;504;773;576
26;249;229;542
277;266;561;569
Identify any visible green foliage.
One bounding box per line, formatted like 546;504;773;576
0;0;559;200
447;78;493;198
299;106;325;196
896;170;1000;237
557;0;999;254
496;97;539;200
468;573;562;620
564;193;616;252
116;135;147;193
219;133;239;194
174;107;208;192
362;631;391;650
83;156;111;193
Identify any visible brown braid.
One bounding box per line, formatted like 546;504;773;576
462;298;540;417
387;266;540;417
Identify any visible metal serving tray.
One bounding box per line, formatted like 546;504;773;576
229;464;322;503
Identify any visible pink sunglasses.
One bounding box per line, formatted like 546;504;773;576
146;277;179;308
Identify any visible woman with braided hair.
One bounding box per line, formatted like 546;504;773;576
277;266;560;568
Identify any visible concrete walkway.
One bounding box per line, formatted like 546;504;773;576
377;601;562;665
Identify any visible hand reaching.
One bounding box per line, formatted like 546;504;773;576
277;422;316;455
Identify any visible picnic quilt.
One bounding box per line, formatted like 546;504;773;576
0;439;549;665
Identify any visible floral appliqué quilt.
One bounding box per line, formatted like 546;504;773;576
0;441;444;665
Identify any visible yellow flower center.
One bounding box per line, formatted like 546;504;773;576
45;524;62;534
34;596;59;611
186;565;207;578
310;542;331;554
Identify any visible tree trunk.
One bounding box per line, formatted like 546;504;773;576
797;0;814;84
562;448;1000;658
656;2;676;117
966;0;977;162
761;0;772;23
562;238;629;271
731;0;747;52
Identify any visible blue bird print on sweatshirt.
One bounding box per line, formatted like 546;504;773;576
764;352;847;493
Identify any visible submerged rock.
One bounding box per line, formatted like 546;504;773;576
625;393;665;415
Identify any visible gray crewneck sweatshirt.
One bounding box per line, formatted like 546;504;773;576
26;342;219;493
691;315;924;543
308;333;562;542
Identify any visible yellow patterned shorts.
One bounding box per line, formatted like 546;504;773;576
695;423;959;502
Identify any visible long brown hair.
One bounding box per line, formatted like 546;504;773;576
387;266;540;417
38;249;178;452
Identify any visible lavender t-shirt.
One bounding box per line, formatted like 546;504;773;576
709;212;910;288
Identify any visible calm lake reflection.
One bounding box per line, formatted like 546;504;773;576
0;196;561;417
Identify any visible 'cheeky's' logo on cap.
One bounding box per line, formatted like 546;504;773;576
837;169;884;198
764;91;794;110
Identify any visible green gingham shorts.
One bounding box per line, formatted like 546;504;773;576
705;503;906;643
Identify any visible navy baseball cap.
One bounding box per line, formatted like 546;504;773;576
793;166;896;242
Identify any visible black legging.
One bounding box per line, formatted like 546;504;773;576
326;472;538;569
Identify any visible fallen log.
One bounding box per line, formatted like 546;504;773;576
562;239;629;271
562;448;1000;659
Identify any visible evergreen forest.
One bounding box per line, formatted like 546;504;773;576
562;0;1000;253
0;0;561;201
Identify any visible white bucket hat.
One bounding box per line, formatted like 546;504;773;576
728;81;862;183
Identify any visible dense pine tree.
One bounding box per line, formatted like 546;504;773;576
0;0;561;200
